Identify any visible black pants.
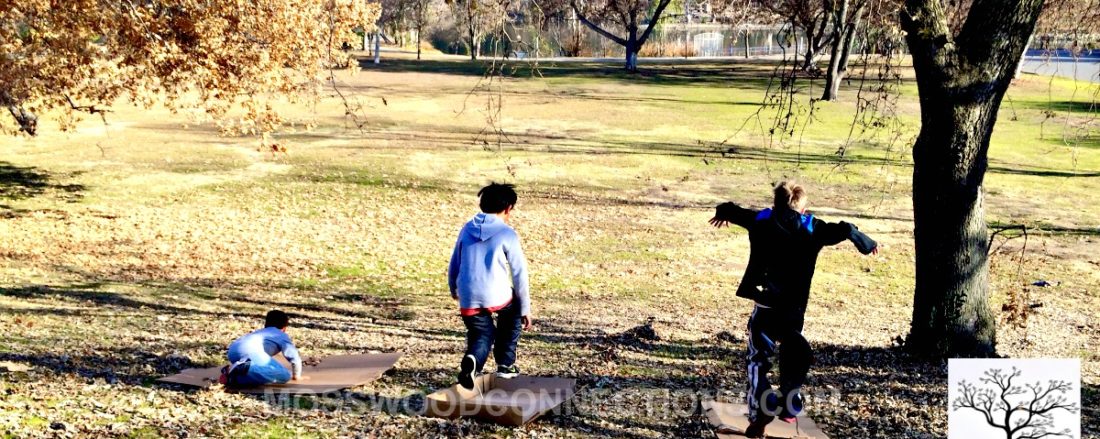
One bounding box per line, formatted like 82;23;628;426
746;304;812;423
461;301;522;372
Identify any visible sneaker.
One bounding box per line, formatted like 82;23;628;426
777;392;803;423
457;355;477;390
225;359;251;387
495;364;519;379
218;366;230;385
744;417;769;438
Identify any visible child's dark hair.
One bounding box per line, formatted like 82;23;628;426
478;182;517;214
265;310;290;328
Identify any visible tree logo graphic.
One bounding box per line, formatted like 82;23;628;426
949;359;1081;439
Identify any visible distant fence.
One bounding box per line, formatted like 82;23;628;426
692;32;724;57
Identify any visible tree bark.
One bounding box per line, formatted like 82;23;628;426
468;26;479;60
901;0;1044;358
801;11;832;72
822;0;864;101
625;26;638;71
374;30;381;64
1;92;37;136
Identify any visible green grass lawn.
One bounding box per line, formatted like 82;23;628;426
0;51;1097;438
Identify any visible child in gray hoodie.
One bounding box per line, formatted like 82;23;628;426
448;182;532;389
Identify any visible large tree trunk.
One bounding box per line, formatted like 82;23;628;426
908;97;998;356
901;0;1043;357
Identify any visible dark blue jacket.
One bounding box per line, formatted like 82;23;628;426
715;202;877;315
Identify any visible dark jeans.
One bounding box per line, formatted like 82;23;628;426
226;356;292;387
462;302;522;372
746;304;812;423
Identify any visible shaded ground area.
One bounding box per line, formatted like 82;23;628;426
0;162;85;217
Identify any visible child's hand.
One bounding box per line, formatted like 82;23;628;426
709;217;730;228
521;315;533;331
871;246;880;256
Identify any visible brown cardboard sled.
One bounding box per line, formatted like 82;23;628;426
157;353;401;395
702;400;830;439
424;374;576;426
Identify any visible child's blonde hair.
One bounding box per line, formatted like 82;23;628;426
773;181;808;211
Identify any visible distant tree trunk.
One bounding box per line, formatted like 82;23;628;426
467;26;479;60
572;0;672;73
462;4;480;61
625;26;639;71
415;10;423;60
374;30;381;64
822;0;865;101
362;29;370;51
901;0;1043;358
801;12;832;72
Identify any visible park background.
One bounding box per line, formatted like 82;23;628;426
1;0;1098;437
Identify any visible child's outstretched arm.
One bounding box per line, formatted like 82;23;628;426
281;340;305;380
813;219;879;254
709;201;759;230
504;232;532;330
447;237;462;299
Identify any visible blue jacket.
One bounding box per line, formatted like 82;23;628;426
448;213;531;316
227;327;303;377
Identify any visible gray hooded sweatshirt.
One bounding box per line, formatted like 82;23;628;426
447;212;531;316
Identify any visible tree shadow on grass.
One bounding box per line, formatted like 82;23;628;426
0;162;85;217
0;345;212;385
307;118;1100;180
227;293;417;323
0;284;236;319
360;314;946;436
525;317;945;437
362;57;790;90
1014;99;1100;115
1084;383;1099;437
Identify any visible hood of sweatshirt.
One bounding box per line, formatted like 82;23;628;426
756;208;814;234
463;212;510;242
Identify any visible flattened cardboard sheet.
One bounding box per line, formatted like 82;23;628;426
424;374;576;426
157;353;401;395
702;400;830;439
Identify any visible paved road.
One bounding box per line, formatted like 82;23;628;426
1019;58;1099;83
